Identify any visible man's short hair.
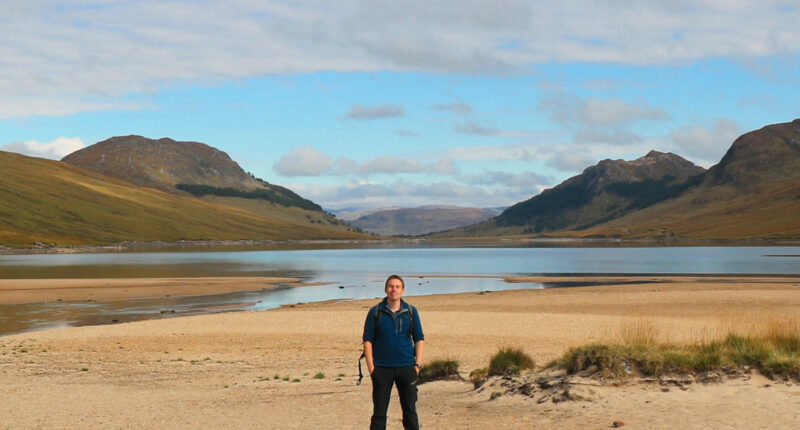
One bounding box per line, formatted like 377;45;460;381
385;274;405;289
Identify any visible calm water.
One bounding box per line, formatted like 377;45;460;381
2;245;799;336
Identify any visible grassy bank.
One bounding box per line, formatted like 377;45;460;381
559;319;800;380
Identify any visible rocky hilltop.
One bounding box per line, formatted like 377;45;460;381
62;135;321;211
587;119;800;239
706;119;800;188
484;151;705;234
62;136;260;192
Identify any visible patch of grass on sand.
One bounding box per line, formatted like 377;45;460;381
469;368;488;387
488;347;535;377
418;359;460;384
313;372;325;379
560;319;800;380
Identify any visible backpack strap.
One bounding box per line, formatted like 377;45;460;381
358;302;416;386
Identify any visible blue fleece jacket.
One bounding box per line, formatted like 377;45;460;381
362;298;424;367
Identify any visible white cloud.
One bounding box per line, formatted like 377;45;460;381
539;93;669;128
546;151;598;172
272;145;333;176
335;155;460;176
342;104;406;120
4;1;800;117
293;178;534;209
668;118;743;166
1;137;85;159
274;147;460;177
460;170;551;188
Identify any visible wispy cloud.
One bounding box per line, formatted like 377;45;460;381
273;146;458;177
538;93;669;128
396;129;420;138
453;120;537;138
292;178;536;209
342;104;406;121
432;100;473;116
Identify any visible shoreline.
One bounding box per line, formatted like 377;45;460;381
0;277;303;304
2;236;800;255
4;274;800;306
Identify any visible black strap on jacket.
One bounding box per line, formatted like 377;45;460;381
357;352;366;386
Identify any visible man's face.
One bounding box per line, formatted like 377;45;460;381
385;278;404;300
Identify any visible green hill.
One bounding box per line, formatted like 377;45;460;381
0;151;366;248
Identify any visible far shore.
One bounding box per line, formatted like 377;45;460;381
2;276;800;428
2;236;800;255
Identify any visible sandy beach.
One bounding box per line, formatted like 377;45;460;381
2;276;800;429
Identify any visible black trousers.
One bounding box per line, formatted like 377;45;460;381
370;365;419;430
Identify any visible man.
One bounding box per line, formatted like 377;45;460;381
362;274;425;430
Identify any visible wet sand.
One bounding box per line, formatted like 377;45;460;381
0;277;301;304
2;276;800;429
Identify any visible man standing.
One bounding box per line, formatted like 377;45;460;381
362;275;425;430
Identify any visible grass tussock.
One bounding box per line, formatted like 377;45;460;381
560;318;800;380
418;359;460;384
488;347;535;377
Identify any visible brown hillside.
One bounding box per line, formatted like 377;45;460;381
440;151;704;237
0;151;366;248
62;135;261;192
584;119;800;239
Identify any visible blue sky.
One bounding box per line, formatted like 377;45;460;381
2;1;799;209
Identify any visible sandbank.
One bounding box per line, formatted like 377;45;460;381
2;276;800;429
0;277;301;304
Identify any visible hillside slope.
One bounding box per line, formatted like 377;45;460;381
444;151;704;237
0;151;366;248
582;119;800;239
62;135;320;211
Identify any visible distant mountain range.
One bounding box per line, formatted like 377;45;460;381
0;137;366;248
344;205;499;236
441;119;800;240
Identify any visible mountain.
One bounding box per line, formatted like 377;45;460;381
333;206;403;222
0;150;366;248
349;205;497;236
582;119;800;239
446;151;704;237
62;135;320;211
